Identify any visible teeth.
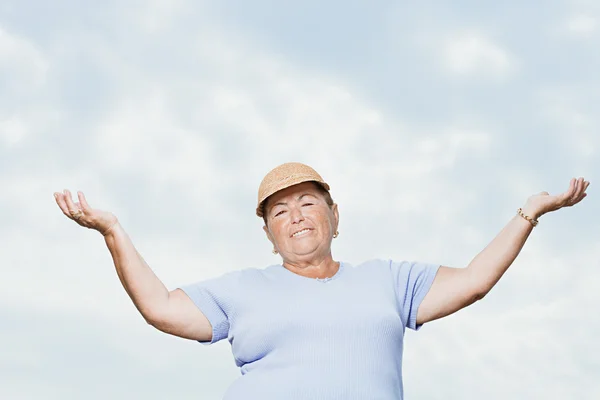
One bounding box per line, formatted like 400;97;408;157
293;229;310;237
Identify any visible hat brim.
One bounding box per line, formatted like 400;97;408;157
256;178;330;217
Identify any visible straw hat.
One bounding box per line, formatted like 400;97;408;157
256;162;330;217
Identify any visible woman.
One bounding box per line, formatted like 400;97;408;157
53;162;590;399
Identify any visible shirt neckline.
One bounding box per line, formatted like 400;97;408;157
278;261;345;283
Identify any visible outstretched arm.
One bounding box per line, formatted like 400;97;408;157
54;190;213;341
103;223;213;341
416;177;590;326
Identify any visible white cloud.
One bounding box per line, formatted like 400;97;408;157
135;0;191;33
0;27;55;147
0;27;48;88
92;91;221;197
565;14;598;37
0;115;27;146
405;237;600;399
536;87;597;159
442;32;515;78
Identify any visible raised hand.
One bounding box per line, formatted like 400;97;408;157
54;189;119;236
522;177;590;220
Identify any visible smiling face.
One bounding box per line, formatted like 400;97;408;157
263;181;339;266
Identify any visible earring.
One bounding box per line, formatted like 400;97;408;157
333;231;339;238
272;249;278;254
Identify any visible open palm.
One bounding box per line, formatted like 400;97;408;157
523;177;590;218
54;189;118;236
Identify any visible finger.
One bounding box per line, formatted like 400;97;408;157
570;179;579;201
569;177;576;193
53;192;67;214
54;192;73;218
571;177;588;204
573;177;585;200
569;178;583;202
566;178;576;196
572;189;588;206
578;180;590;200
583;180;590;193
63;189;80;214
77;191;92;213
559;178;577;203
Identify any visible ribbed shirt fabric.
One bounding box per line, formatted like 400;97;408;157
180;259;440;400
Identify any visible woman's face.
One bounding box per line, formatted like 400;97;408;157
263;182;338;264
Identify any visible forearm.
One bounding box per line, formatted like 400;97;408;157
104;222;170;323
466;210;536;296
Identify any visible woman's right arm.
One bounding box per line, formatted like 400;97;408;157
54;189;212;342
104;222;213;341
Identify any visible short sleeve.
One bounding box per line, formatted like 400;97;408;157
390;260;440;331
178;270;242;345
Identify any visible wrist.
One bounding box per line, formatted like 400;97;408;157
521;205;543;220
101;220;121;238
517;207;541;227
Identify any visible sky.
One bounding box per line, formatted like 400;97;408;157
1;0;599;398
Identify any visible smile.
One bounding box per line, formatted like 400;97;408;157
292;228;312;238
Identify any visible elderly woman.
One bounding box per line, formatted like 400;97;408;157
54;162;589;399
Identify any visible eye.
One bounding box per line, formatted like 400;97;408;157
274;210;286;217
302;203;313;207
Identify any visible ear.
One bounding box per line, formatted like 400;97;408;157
331;203;339;231
263;224;275;245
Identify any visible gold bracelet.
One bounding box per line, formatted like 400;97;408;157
517;208;538;227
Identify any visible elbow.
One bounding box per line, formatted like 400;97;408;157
474;292;486;302
141;308;165;329
144;314;158;327
468;274;492;302
143;313;159;327
473;287;490;301
145;314;170;333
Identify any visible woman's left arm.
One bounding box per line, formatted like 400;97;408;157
416;177;590;326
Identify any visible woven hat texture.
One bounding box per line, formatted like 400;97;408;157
256;162;330;217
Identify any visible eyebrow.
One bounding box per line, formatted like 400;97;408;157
270;193;317;211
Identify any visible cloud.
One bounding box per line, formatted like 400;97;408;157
0;303;239;400
536;86;598;159
441;32;516;79
1;1;598;399
565;14;598;37
405;237;600;399
0;27;48;89
0;26;56;148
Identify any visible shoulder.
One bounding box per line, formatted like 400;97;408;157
218;264;288;287
350;259;439;278
351;258;390;267
343;259;395;280
221;264;281;282
351;258;395;272
185;264;278;289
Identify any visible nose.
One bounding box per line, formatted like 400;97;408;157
290;206;305;224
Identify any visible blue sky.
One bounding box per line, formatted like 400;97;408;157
1;1;598;399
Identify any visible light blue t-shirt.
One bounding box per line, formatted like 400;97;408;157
180;259;440;400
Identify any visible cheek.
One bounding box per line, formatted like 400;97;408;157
270;221;288;242
311;210;334;230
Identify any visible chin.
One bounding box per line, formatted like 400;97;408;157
291;245;324;257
